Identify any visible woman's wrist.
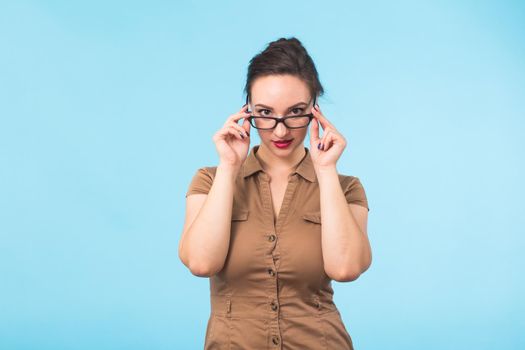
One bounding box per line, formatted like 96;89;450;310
217;162;242;179
314;165;338;177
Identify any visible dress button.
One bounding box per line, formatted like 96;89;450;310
268;234;276;242
271;301;278;311
272;335;280;345
268;268;275;276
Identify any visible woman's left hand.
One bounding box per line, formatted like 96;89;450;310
309;104;347;169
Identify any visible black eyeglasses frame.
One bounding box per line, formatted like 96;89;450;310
244;95;317;130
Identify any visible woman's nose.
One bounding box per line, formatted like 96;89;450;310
273;122;289;136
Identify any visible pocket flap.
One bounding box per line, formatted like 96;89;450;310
302;211;321;224
231;209;249;221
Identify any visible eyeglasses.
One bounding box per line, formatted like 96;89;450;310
245;95;317;130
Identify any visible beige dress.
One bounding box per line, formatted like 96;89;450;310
185;145;370;350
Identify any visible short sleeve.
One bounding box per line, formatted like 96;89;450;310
344;176;370;211
185;167;214;197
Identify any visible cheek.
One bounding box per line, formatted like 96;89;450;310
292;128;308;140
257;130;271;141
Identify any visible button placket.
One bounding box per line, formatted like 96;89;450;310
260;172;290;349
270;300;279;312
271;335;280;346
313;295;321;313
226;297;231;317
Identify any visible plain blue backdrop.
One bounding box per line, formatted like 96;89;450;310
1;1;524;349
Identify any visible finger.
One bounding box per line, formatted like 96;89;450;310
228;120;249;137
310;116;320;146
241;117;251;137
218;125;245;141
226;126;246;141
311;105;335;130
319;130;333;151
311;106;328;131
321;132;337;151
229;109;252;124
322;131;345;151
238;103;252;117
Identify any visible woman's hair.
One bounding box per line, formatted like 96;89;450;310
243;37;324;106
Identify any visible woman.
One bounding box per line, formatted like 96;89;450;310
179;37;370;349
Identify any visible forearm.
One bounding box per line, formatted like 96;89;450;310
317;166;370;281
183;164;239;275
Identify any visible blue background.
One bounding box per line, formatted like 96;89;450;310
1;1;524;349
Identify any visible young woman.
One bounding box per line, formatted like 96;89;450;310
179;37;370;350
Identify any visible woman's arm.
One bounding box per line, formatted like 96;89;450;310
317;166;371;282
178;164;240;277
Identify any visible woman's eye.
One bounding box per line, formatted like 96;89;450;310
256;108;303;116
257;109;271;116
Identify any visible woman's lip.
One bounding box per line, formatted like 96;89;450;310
273;139;293;143
272;139;293;148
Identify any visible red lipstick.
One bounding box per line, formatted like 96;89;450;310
272;139;293;149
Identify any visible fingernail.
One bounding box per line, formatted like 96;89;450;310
317;142;321;149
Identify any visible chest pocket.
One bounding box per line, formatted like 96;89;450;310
231;209;249;221
302;211;321;224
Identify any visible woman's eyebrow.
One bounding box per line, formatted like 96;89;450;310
254;102;308;110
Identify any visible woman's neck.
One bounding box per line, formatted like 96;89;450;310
255;144;306;175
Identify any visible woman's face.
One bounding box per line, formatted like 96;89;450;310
248;74;314;158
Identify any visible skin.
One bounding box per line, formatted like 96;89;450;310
179;74;371;281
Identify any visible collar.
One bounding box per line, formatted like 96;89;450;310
242;145;317;183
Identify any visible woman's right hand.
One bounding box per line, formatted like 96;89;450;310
212;103;252;168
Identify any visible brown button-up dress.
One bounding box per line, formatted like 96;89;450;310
185;145;369;350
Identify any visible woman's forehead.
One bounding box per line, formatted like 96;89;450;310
250;75;311;107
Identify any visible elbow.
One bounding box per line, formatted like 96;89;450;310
188;261;222;277
327;265;362;282
179;251;215;277
178;237;224;277
178;238;210;276
333;269;361;282
333;257;372;282
178;242;190;270
334;251;373;282
181;249;222;277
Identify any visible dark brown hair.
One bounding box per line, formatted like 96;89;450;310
243;37;324;106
